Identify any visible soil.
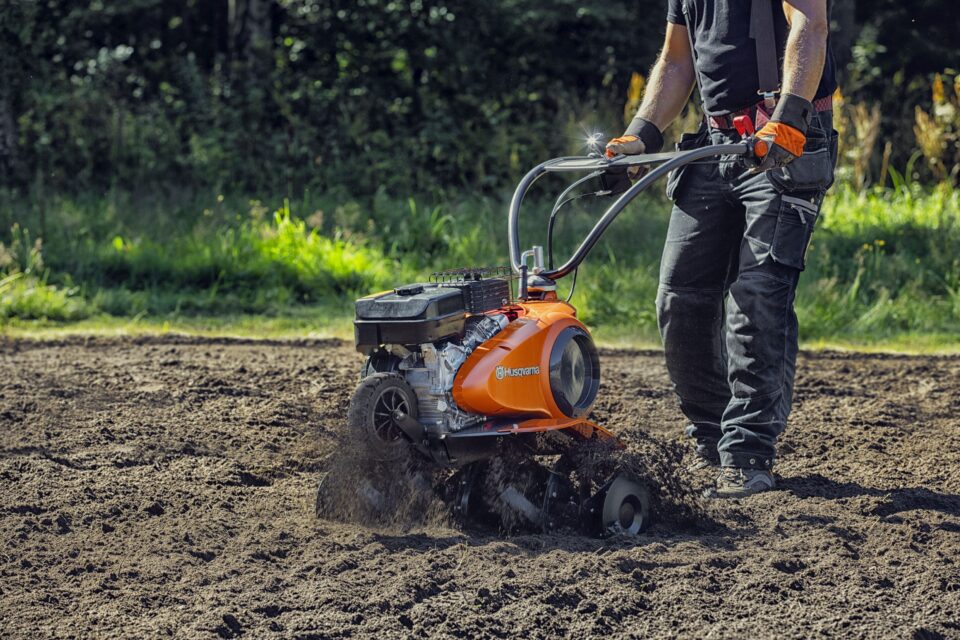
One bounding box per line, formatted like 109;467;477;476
1;336;958;639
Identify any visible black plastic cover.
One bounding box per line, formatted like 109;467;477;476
356;284;464;321
354;284;466;353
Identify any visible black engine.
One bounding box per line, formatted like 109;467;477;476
354;271;511;354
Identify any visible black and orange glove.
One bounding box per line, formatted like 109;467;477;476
605;117;664;159
604;136;646;188
602;118;664;193
753;93;815;172
605;134;645;158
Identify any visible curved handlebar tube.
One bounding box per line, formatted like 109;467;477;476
508;143;751;280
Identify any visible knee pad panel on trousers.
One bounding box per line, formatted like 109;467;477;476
725;273;794;399
657;287;731;408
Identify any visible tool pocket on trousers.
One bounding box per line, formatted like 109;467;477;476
770;192;822;270
666;166;687;201
666;128;708;200
768;129;838;193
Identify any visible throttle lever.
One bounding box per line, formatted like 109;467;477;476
732;115;768;163
733;115;755;137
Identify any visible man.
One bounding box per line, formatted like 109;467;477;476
606;0;837;498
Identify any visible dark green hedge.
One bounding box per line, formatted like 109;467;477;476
0;1;956;196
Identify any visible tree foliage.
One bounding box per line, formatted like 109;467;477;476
1;0;957;196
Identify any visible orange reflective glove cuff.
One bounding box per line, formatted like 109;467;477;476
755;122;806;159
605;135;639;158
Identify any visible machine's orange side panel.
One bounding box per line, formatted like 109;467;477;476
452;301;588;419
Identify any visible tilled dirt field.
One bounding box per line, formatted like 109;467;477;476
1;336;958;639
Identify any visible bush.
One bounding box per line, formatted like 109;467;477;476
0;226;90;322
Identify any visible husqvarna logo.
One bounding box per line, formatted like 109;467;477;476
495;365;541;380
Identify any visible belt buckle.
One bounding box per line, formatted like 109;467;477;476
758;90;779;111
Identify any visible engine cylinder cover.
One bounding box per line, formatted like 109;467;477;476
400;313;509;433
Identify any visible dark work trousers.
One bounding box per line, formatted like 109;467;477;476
657;112;837;470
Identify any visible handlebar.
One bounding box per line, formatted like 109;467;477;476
508;143;752;280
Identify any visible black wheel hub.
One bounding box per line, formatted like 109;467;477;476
348;373;419;462
371;388;410;443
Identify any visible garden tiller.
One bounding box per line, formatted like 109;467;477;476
337;135;760;536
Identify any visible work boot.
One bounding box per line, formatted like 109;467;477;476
684;426;720;472
687;444;720;472
704;467;776;499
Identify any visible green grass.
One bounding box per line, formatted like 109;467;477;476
797;182;960;342
0;305;354;341
4;313;957;355
1;179;958;352
0;272;90;322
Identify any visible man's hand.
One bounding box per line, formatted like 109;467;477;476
753;92;814;172
605;135;645;158
605;118;664;180
605;135;648;181
754;121;805;171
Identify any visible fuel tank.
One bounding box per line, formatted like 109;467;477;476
452;301;600;419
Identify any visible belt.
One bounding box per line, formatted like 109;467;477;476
708;94;833;130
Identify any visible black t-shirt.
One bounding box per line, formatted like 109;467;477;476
666;0;837;115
